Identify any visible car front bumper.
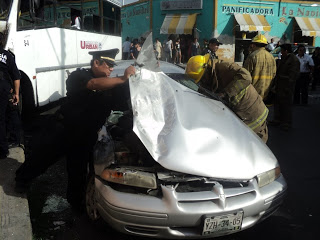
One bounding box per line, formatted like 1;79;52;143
95;174;287;239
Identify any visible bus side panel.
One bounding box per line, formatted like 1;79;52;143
16;28;121;106
14;31;37;105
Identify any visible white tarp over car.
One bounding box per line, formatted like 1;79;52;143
128;34;277;180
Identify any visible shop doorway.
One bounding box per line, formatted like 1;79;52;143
172;34;194;63
235;31;257;63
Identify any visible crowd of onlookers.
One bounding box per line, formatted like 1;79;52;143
122;36;212;64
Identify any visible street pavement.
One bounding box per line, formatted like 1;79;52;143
1;83;319;239
0;147;32;240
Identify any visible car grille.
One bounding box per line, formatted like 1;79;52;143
174;180;249;193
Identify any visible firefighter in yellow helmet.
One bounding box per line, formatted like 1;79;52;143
186;54;269;143
243;34;276;100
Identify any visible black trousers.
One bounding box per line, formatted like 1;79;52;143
312;71;320;90
0;89;9;156
6;104;21;145
65;125;97;207
294;73;310;104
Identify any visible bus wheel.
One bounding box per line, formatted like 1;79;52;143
20;72;35;122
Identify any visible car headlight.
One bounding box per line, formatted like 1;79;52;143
100;168;157;189
256;167;281;188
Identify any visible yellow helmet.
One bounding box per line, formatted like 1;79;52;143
185;54;210;83
252;34;268;45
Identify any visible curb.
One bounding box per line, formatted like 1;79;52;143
0;147;32;240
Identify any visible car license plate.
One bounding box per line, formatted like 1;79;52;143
202;211;243;235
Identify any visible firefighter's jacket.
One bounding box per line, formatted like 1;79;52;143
200;60;268;133
275;53;300;97
243;48;276;100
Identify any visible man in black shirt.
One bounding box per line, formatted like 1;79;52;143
60;49;135;210
0;32;21;159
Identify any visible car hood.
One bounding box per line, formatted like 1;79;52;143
129;68;278;180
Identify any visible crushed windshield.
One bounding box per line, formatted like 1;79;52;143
0;0;12;20
167;73;223;102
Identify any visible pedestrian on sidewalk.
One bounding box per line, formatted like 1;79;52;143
122;37;131;60
191;38;200;57
164;37;173;63
154;38;162;60
174;38;181;64
207;38;222;59
294;45;314;105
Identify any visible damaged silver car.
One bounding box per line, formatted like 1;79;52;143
85;35;287;239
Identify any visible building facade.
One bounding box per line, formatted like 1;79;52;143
121;0;320;61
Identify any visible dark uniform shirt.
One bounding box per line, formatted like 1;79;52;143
61;68;130;134
0;48;21;92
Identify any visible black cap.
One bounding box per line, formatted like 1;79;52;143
89;48;119;66
209;38;222;45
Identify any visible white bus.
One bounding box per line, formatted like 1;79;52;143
0;0;122;117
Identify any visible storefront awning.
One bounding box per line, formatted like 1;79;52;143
160;13;197;35
295;17;320;37
234;14;271;32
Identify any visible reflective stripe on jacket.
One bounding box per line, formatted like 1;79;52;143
206;60;268;132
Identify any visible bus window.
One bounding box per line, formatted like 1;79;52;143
0;0;12;20
18;0;55;29
18;1;33;29
84;14;100;32
71;8;81;29
56;0;82;29
17;0;120;34
83;0;100;32
34;0;55;28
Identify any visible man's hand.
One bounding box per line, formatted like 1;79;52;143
12;93;19;105
9;88;19;105
123;66;136;81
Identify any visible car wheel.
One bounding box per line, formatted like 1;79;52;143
85;174;100;221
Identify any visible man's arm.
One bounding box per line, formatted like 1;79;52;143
12;79;20;104
308;56;315;72
87;66;135;91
